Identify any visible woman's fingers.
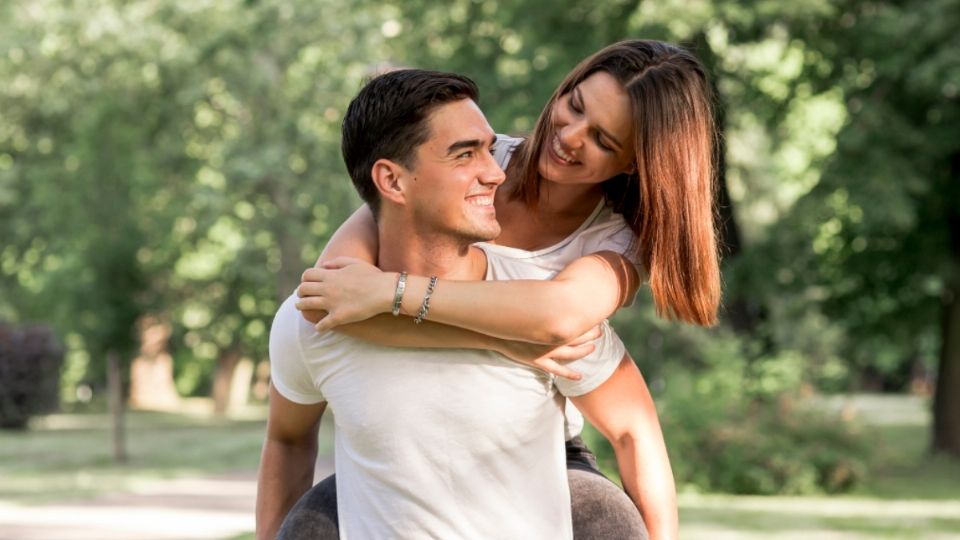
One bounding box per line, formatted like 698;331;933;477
295;296;327;311
532;342;595;379
315;314;337;332
567;325;603;347
320;256;364;270
551;342;596;362
297;281;326;298
300;309;327;324
538;359;582;381
301;267;326;282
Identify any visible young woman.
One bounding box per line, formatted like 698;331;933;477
290;40;719;540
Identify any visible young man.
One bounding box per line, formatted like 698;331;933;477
257;69;665;539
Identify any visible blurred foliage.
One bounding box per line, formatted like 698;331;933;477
0;323;64;428
0;0;958;459
657;345;870;495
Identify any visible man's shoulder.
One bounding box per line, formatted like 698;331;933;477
270;294;348;358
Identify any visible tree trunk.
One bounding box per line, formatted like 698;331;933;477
212;347;242;416
932;151;960;457
107;350;127;463
933;278;960;457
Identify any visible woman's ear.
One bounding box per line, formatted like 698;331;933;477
371;159;407;206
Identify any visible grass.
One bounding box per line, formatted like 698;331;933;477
675;394;960;539
3;395;958;539
0;402;275;504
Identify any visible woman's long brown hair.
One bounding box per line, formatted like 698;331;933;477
510;40;721;326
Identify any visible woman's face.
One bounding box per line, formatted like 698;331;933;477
537;71;636;186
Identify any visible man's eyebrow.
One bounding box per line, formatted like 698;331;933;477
574;87;624;151
446;134;497;155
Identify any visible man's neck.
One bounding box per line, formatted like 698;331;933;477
377;219;486;281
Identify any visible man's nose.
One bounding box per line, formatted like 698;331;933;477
480;150;506;186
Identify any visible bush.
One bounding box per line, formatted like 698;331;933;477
0;323;65;429
583;336;870;496
656;342;870;495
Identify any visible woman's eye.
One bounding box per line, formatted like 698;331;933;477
595;135;612;152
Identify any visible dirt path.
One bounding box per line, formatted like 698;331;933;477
0;458;333;540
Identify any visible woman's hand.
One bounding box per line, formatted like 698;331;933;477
494;325;603;381
297;257;396;330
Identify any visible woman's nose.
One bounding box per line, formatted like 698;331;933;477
558;119;587;148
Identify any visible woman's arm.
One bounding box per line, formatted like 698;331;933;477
301;251;641;344
301;205;379;324
298;206;595;378
332;314;599;380
570;354;678;540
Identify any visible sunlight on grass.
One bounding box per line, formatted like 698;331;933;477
0;405;275;504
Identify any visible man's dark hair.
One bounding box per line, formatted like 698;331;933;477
341;69;479;216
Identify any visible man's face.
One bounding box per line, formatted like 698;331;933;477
402;99;505;243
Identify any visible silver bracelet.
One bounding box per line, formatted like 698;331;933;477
391;272;407;316
414;276;439;324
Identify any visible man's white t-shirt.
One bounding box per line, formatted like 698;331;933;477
270;248;628;539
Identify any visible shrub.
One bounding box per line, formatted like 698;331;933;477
656;343;870;495
583;336;870;496
0;323;65;429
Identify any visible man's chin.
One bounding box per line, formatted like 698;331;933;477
461;224;501;244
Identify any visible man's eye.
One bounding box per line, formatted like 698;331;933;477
457;150;474;159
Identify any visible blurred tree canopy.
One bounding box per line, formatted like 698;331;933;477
0;0;957;454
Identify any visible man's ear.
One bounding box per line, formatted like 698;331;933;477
371;158;407;206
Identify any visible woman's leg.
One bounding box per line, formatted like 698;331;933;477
275;474;339;540
566;436;649;540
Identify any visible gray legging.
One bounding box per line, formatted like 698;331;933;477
277;437;648;539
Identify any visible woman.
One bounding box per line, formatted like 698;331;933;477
291;40;719;540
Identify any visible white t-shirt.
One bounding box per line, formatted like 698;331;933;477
270;252;582;539
487;135;643;439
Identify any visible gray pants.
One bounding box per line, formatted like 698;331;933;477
277;437;648;539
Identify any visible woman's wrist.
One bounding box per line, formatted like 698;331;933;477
383;272;403;315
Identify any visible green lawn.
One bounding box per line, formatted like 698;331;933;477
2;395;958;539
0;404;272;504
676;395;960;539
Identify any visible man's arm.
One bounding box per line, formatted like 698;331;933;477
256;385;327;540
569;354;678;540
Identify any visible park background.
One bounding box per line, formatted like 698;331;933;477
1;0;958;538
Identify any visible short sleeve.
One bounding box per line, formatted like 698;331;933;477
553;320;625;397
586;220;646;282
492;135;523;171
269;294;326;404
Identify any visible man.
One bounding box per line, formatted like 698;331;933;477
257;69;665;539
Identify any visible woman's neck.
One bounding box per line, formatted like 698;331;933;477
536;179;604;218
493;172;605;250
